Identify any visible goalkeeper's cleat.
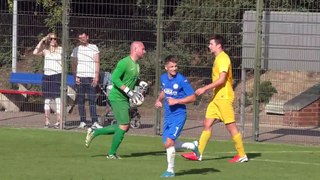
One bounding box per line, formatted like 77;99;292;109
160;171;175;178
181;152;202;161
228;155;249;163
85;128;94;148
106;154;122;159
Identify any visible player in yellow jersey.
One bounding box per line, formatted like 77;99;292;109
181;35;248;163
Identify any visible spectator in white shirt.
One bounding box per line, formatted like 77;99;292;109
71;32;102;129
33;33;62;129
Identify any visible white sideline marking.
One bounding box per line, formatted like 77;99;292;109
249;158;320;166
212;150;320;154
203;150;320;166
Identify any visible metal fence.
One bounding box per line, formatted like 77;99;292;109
0;0;319;145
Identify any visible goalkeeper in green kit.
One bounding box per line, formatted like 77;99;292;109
85;41;146;159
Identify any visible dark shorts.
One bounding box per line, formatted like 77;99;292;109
42;74;61;99
109;100;130;125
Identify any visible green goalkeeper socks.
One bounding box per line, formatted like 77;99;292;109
93;124;117;138
108;126;126;155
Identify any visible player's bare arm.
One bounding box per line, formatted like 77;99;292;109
195;72;227;96
155;91;165;108
167;94;196;106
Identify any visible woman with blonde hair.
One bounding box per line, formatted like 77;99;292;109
33;33;62;128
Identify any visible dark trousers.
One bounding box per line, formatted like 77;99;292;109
76;77;97;123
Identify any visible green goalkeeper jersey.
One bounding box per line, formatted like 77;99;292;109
108;55;140;101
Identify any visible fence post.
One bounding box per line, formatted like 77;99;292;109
253;0;264;141
60;0;70;129
12;0;18;73
154;0;164;135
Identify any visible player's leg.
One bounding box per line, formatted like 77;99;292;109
107;124;127;157
161;118;182;177
219;99;248;163
181;100;218;161
198;118;215;156
107;101;130;158
174;140;197;150
93;124;117;136
171;114;195;151
85;124;117;147
226;123;248;162
175;140;200;158
161;137;175;177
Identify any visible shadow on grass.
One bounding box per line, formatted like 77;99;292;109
247;152;261;159
90;150;166;158
124;150;165;157
63;120;154;130
259;127;320;142
209;152;261;161
178;152;261;162
176;168;220;176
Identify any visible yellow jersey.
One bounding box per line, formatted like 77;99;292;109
212;51;234;100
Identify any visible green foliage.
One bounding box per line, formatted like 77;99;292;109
259;81;278;103
265;0;320;12
6;0;13;12
99;42;156;82
0;38;12;67
163;0;256;66
7;0;63;31
4;0;320;73
30;55;44;73
0;8;13;67
245;91;253;106
36;0;63;31
138;51;156;78
0;14;13;67
99;43;130;72
245;81;277;106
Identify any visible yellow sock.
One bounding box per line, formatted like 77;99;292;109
232;133;246;157
198;130;211;155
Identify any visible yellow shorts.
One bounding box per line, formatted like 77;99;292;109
205;98;235;124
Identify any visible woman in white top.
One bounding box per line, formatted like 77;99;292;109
33;33;62;128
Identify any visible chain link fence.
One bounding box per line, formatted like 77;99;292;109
0;0;319;145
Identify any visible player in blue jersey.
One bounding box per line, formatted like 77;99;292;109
155;55;199;178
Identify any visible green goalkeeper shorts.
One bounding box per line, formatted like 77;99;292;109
109;100;130;125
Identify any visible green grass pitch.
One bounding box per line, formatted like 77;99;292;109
0;128;319;180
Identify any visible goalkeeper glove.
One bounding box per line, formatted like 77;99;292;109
139;81;148;90
123;87;143;103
